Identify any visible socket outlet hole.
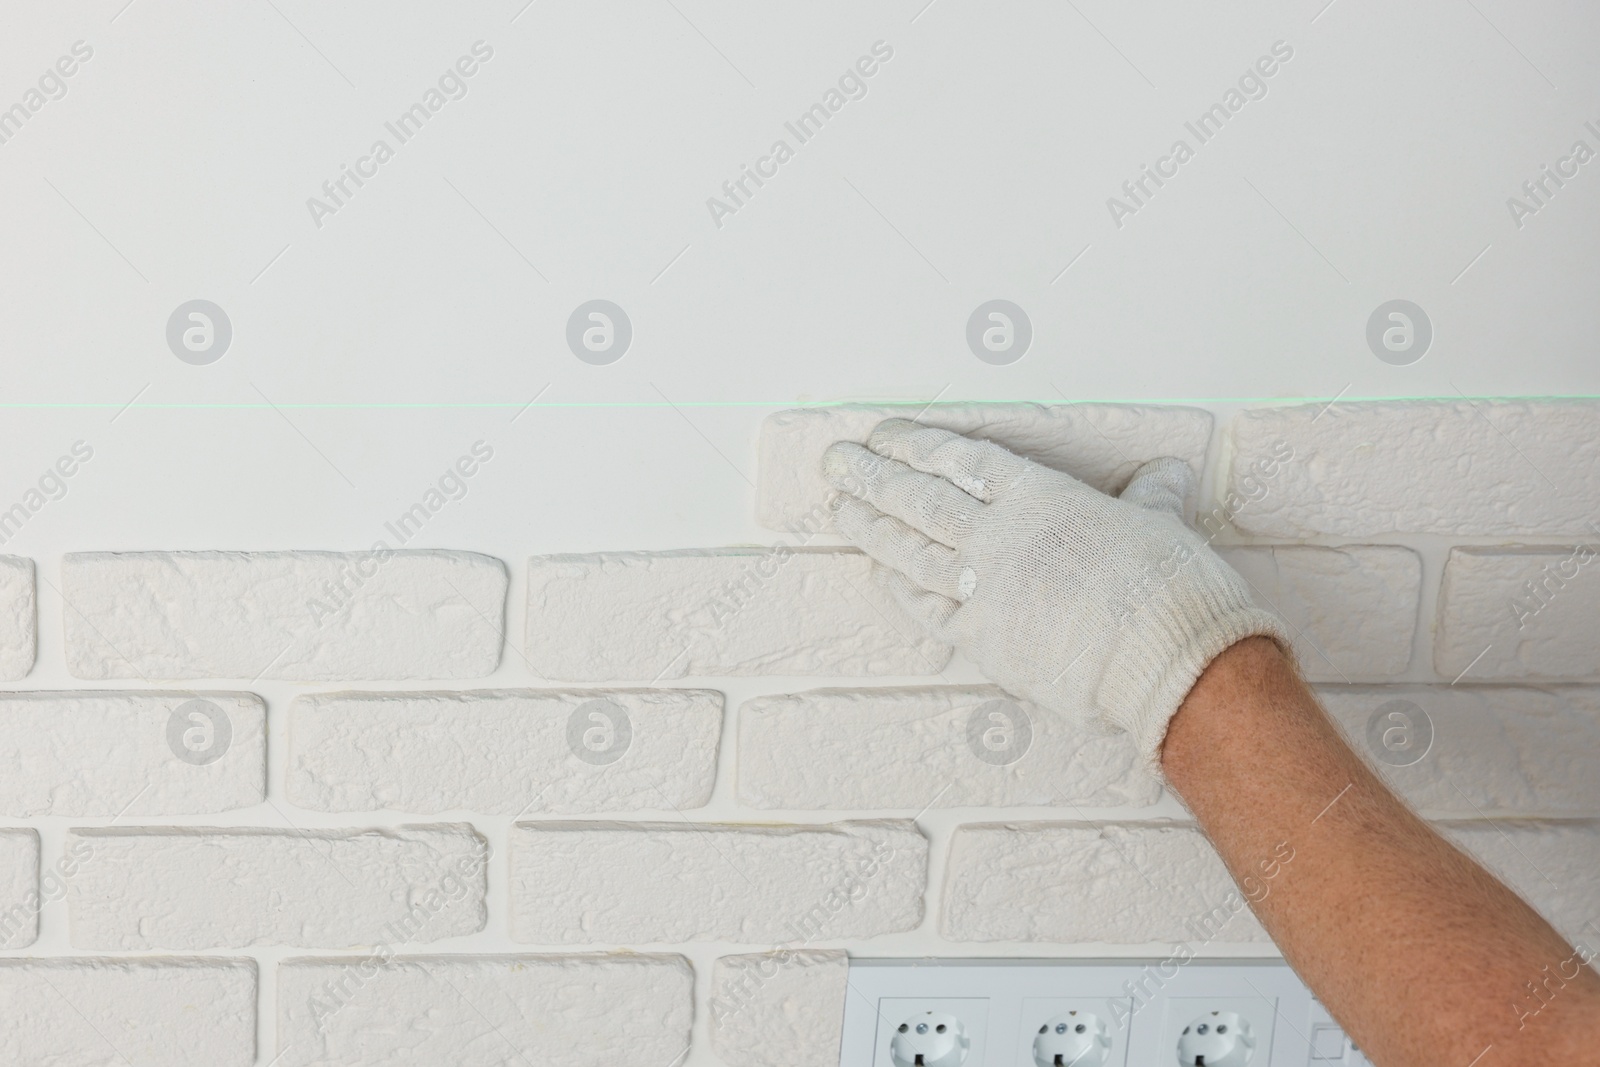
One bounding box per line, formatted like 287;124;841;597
1032;1010;1111;1067
1177;1011;1256;1067
889;1011;969;1067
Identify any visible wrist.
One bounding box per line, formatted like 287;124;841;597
1188;635;1293;696
1100;600;1294;775
1160;635;1303;785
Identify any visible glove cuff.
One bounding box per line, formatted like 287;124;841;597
1102;604;1296;775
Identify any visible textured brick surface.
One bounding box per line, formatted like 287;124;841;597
1322;685;1600;816
1435;546;1600;680
278;953;693;1067
943;819;1600;946
0;957;256;1067
510;820;926;944
0;691;264;816
9;400;1600;1062
525;549;950;681
710;950;849;1067
289;688;722;814
942;822;1272;943
738;687;1159;809
0;829;39;949
68;825;486;949
1217;545;1419;681
1443;821;1600;946
0;556;34;680
63;550;507;680
1228;400;1600;537
757;403;1213;531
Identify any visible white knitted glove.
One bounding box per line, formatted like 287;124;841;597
822;419;1292;770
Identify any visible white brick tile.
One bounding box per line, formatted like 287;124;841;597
277;953;692;1067
1322;685;1600;816
1228;400;1600;537
525;549;949;681
1436;546;1600;680
0;829;39;949
757;403;1213;531
942;822;1272;943
0;691;263;816
710;950;849;1067
288;688;721;814
68;824;486;949
942;819;1600;948
737;687;1158;809
63;550;507;680
510;820;926;944
0;555;34;680
0;957;256;1067
1443;821;1600;947
1217;546;1419;681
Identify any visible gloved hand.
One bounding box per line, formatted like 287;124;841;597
822;419;1292;770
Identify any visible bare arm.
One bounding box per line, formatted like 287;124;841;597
1162;636;1600;1066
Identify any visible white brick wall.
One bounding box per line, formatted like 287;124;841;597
710;950;850;1067
509;819;926;943
288;688;722;814
277;953;693;1067
1322;685;1600;816
525;549;950;680
0;691;264;815
1228;400;1600;537
0;829;39;949
0;555;34;680
1217;545;1419;681
738;686;1159;809
67;824;487;949
941;822;1272;943
757;403;1213;530
2;401;1597;1065
942;819;1600;947
64;550;507;680
1435;546;1600;680
0;957;256;1067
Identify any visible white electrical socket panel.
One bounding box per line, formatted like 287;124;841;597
842;959;1376;1066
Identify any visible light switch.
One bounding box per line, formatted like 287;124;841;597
1309;1022;1347;1060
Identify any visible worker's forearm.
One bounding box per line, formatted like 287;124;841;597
1161;637;1600;1066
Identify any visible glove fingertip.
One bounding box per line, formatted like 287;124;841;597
1120;456;1194;517
866;417;929;454
819;443;855;486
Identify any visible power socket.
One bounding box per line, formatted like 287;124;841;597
1031;1008;1114;1067
1021;998;1133;1067
841;959;1340;1065
887;1010;969;1067
1175;1010;1257;1066
1164;997;1276;1067
874;998;987;1067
